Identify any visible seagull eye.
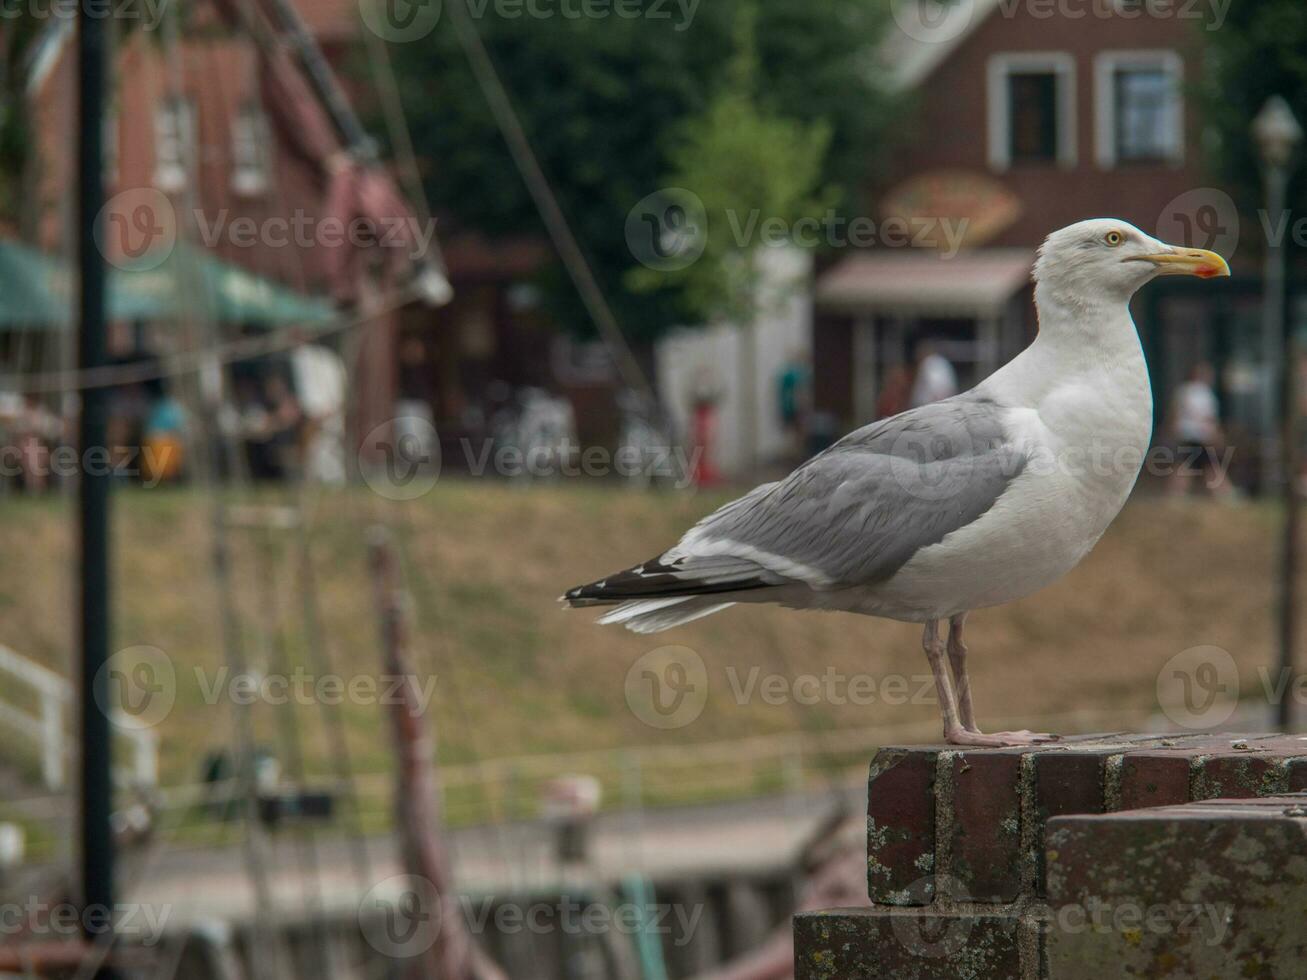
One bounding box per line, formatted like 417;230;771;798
1105;231;1124;247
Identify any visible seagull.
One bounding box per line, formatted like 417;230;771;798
564;219;1229;746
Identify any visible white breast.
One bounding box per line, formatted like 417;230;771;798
855;317;1153;623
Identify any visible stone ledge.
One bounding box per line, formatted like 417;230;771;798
1044;794;1307;978
867;732;1307;905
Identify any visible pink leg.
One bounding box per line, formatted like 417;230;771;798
924;618;1058;747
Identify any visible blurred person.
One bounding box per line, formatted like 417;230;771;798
776;349;810;457
141;379;186;485
876;364;913;420
908;339;958;407
291;340;347;485
10;395;58;493
241;374;304;481
1166;361;1230;498
688;364;723;487
261;375;305;480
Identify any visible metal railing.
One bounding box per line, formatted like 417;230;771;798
0;642;157;790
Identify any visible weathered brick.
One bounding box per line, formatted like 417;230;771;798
946;751;1024;902
793;907;1027;980
1043;795;1307;979
1113;751;1193;810
1193;753;1287;799
1030;750;1108;898
867;748;937;905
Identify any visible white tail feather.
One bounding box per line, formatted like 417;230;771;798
597;597;735;633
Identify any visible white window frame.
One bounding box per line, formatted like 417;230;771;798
230;103;271;197
1094;50;1184;169
987;52;1077;172
153;97;195;194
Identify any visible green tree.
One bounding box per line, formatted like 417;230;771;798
628;7;834;320
383;0;898;343
1203;2;1307;255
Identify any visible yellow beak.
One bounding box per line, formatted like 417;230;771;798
1138;247;1231;279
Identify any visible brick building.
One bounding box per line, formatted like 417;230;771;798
813;0;1263;466
17;0;450;452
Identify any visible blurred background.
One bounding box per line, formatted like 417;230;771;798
0;0;1304;977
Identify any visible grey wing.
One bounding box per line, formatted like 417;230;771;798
672;394;1027;589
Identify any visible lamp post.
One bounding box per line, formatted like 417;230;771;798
1254;95;1303;730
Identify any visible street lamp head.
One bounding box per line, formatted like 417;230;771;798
1253;96;1304;169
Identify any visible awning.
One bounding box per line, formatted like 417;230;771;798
0;239;337;329
0;240;152;329
815;249;1035;319
118;242;338;326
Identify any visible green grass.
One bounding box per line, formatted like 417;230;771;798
0;481;1292;855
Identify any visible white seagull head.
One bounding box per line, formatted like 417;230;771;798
1034;218;1230;306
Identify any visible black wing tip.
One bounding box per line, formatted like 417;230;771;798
562;557;771;607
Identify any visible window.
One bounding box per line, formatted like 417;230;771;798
153;97;195;193
103;110;119;188
1095;52;1183;168
1009;72;1058;162
231;103;271;196
988;54;1076;171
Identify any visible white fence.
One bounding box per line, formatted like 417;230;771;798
0;643;157;789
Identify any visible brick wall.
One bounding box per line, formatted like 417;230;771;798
794;733;1307;979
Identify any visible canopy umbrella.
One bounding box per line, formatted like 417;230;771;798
114;242;338;326
0;240;160;329
0;239;337;329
